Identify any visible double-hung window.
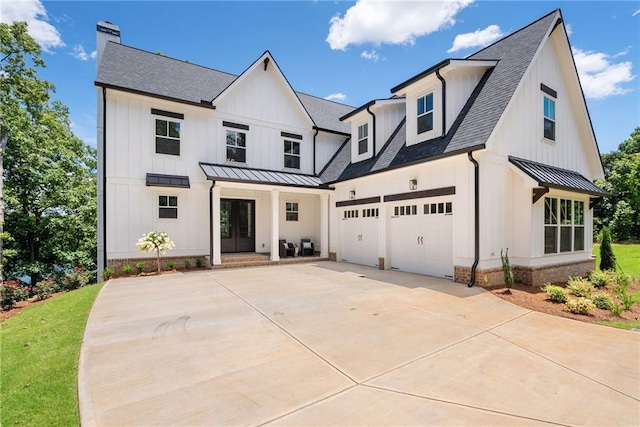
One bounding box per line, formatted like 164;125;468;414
544;197;584;254
417;93;434;134
226;130;246;163
284;140;300;169
357;123;368;155
286;202;298;221
543;96;556;141
159;195;178;219
155;118;181;156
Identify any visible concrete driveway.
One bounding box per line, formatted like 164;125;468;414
79;262;639;426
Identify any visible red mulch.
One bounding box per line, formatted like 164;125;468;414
489;281;640;324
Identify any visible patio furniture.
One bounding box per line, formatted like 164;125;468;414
300;239;314;256
279;239;295;258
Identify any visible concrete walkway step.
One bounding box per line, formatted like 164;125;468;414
214;257;328;269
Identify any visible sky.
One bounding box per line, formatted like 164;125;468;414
2;0;639;155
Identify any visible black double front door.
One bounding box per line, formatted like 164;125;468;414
220;199;255;253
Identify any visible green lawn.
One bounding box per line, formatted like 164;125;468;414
593;243;640;278
0;283;103;427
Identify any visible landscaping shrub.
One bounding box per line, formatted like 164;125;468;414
614;271;630;288
122;264;133;275
619;292;636;311
592;293;614;310
166;260;175;270
195;257;204;268
135;262;145;273
610;301;623;317
0;280;30;310
542;283;568;303
599;227;616;271
62;267;90;290
566;297;596;315
102;267;114;280
34;278;58;301
500;248;514;290
588;270;612;288
183;258;192;269
567;277;594;298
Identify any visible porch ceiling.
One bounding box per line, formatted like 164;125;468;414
199;162;323;189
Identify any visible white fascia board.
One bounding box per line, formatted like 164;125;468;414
447;59;499;70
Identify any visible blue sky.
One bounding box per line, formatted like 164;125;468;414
3;0;639;154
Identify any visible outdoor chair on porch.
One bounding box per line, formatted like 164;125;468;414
279;239;295;258
300;239;315;257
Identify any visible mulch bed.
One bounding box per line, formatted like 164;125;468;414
489;281;640;324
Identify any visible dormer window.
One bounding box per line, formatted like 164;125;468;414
417;93;434;134
357;123;368;154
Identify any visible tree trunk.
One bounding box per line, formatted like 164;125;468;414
0;132;6;282
156;250;161;274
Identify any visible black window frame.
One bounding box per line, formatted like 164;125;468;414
158;195;178;219
226;130;247;163
357;123;368;155
286;202;299;221
155;118;181;156
417;92;434;135
284;140;301;169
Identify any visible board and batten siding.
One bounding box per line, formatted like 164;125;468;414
489;32;593;178
375;103;405;155
443;67;486;133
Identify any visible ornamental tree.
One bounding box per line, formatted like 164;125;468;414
136;231;175;273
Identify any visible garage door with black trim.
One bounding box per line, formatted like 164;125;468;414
388;199;453;278
340;207;380;267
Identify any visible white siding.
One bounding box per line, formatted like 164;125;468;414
315;132;347;173
403;74;442;146
375;103;405;155
442;67;485;132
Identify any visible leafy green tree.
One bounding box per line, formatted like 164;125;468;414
594;128;640;241
1;21;97;284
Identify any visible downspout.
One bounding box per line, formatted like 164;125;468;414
366;105;376;155
467;151;479;287
312;127;319;175
209;180;215;266
102;87;107;274
435;68;446;136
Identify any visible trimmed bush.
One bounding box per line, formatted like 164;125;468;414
166;260;175;270
122;264;133;275
614;271;630;288
135;262;145;273
567;277;594;298
34;278;58;301
566;297;596;315
195;257;204;268
102;267;114;280
592;293;614;310
183;258;192;269
588;270;612;288
542;283;568;303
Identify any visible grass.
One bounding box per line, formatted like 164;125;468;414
0;283;103;427
597;319;640;330
593;243;640;278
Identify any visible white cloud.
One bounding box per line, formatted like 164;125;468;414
360;50;379;62
90;50;97;59
632;9;640;17
565;23;573;37
447;24;503;53
572;47;635;99
326;0;474;50
71;44;91;61
0;0;65;52
324;93;347;102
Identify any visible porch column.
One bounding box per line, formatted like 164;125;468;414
211;185;222;265
320;193;329;258
271;189;280;261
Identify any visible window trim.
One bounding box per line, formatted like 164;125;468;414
542;92;556;142
283;139;301;170
154;116;181;156
544;197;585;255
158;194;178;219
417;92;434;135
357;122;368;155
226;129;247;163
285;202;299;222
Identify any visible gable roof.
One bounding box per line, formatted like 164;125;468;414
96;42;353;134
323;9;562;184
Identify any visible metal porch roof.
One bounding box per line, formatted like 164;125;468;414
199;163;323;188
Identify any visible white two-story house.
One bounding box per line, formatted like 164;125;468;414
96;8;605;286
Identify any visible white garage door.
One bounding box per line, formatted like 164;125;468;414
340;206;380;268
388;199;453;278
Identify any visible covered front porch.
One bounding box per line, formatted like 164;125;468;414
200;162;332;267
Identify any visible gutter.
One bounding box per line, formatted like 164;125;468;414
102;87;107;275
312;127;319;175
435;69;446;136
467;151;479;287
209;180;215;266
366;105;376;156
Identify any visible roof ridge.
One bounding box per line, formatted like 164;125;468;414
468;8;559;59
105;41;238;77
296;91;356;108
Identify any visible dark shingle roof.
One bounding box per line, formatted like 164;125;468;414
508;157;606;195
323;9;561;183
96;43;353;134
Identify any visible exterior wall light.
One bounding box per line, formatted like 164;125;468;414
349;190;356;199
409;179;418;190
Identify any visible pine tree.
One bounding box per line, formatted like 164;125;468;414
599;227;616;271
